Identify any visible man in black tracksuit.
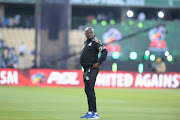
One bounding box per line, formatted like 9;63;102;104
80;27;107;119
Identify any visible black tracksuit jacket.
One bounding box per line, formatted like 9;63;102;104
80;37;108;68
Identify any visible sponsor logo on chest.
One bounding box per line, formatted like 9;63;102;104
88;42;92;46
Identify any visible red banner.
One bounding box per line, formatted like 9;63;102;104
0;68;180;89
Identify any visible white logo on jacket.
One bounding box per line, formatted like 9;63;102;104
88;42;92;46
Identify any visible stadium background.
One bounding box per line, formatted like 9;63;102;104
0;0;180;120
0;0;180;71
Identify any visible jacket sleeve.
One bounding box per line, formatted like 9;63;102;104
98;49;108;65
94;38;108;65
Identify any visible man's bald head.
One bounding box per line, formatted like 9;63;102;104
85;27;94;32
85;27;94;39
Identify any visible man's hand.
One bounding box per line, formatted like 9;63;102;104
93;63;100;68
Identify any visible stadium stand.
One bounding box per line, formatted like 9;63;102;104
0;28;35;69
0;28;86;69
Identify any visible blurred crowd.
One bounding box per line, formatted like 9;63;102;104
0;14;32;28
0;37;27;69
0;40;18;68
151;57;166;73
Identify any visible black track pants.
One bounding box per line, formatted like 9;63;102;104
83;67;99;112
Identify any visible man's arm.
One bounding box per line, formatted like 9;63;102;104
93;37;108;68
93;49;108;68
98;49;108;65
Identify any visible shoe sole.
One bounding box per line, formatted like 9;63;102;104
88;117;100;119
80;116;88;119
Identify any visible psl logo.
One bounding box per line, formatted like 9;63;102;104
31;73;46;85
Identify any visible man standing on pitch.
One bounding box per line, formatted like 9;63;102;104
80;27;108;119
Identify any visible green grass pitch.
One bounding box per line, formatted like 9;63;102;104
0;86;180;120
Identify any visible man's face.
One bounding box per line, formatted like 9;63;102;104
85;28;94;39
